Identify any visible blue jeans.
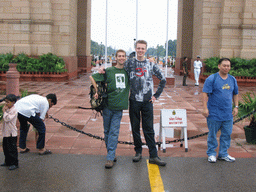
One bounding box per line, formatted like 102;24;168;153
207;118;233;157
103;107;123;161
18;113;46;150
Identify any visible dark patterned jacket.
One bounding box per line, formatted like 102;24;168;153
125;58;166;102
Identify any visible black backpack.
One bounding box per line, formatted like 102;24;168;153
89;81;107;114
79;74;107;115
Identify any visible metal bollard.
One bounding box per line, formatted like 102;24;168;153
6;63;20;96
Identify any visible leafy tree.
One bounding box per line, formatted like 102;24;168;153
145;39;176;58
91;40;117;56
168;39;177;57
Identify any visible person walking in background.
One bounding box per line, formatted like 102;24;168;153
90;49;130;169
202;58;239;163
15;94;57;155
193;55;202;86
126;40;167;166
182;57;189;86
1;94;19;170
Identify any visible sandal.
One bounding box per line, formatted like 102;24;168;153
20;148;30;153
39;149;52;155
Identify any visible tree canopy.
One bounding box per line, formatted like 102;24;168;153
91;39;176;57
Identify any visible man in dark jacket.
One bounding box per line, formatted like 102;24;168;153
125;40;166;166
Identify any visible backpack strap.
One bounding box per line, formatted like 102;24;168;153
207;72;218;97
212;72;218;87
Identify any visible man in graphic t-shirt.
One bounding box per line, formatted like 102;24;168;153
125;40;167;166
90;49;129;169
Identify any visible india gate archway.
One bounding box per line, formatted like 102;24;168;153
175;0;256;75
1;0;256;78
0;0;91;79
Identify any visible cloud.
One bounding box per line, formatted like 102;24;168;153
91;0;178;52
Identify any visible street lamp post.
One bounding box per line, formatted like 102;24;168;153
134;38;136;58
157;44;159;64
100;42;103;65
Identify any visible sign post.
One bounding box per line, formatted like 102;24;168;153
159;109;188;152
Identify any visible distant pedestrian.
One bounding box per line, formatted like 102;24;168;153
193;55;202;86
15;94;57;155
182;57;188;86
202;58;239;163
1;94;19;170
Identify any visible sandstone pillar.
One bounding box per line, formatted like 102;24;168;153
6;63;20;96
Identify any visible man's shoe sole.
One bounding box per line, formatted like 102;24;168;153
9;165;19;170
132;158;142;162
217;158;235;162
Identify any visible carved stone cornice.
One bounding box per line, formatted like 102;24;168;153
0;19;53;25
219;24;241;29
219;24;256;30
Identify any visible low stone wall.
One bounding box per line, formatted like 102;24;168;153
200;75;256;87
153;76;175;86
0;71;70;82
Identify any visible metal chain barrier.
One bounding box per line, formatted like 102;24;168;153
49;109;256;146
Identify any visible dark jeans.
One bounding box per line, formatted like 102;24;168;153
129;99;158;158
183;74;187;85
3;136;18;166
18;113;46;150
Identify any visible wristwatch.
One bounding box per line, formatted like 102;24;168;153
235;106;239;108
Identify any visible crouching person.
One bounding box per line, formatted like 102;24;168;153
15;94;57;155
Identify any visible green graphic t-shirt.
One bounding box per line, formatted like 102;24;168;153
92;66;130;110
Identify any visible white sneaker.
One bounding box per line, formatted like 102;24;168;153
208;155;216;163
218;155;235;162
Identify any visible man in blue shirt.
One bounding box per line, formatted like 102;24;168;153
202;58;239;163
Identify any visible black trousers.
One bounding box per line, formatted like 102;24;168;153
183;74;187;85
18;113;46;150
2;136;18;166
129;99;158;158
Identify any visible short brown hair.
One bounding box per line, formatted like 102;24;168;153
135;40;147;48
115;49;126;57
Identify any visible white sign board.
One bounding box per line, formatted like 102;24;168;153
161;109;187;127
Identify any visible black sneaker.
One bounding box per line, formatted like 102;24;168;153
149;157;166;166
132;153;142;162
9;165;19;170
105;160;114;169
1;163;8;167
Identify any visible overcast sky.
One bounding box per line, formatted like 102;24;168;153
91;0;178;52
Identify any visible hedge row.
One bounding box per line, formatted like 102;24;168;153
204;57;256;77
0;53;67;73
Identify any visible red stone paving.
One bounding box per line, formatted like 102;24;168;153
0;73;256;159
